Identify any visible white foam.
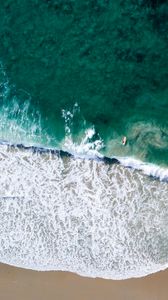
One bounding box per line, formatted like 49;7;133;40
61;106;168;182
0;144;167;279
0;64;55;147
0;65;167;182
62;127;104;159
118;156;168;182
61;106;104;158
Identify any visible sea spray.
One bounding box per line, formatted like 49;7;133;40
62;104;104;158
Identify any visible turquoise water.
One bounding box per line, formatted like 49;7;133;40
0;0;167;164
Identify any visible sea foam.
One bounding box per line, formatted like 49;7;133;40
118;157;168;182
0;144;167;279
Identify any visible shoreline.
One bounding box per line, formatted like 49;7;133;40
0;264;168;300
0;141;168;182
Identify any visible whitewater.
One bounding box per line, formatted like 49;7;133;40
0;142;167;279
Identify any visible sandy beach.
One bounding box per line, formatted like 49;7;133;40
0;264;167;300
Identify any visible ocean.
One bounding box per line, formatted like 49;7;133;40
0;0;167;279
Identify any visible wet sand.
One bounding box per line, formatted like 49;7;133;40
0;264;168;300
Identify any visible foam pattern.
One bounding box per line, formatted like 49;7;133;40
118;157;168;182
0;144;168;279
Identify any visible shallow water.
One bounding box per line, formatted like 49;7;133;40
0;144;168;279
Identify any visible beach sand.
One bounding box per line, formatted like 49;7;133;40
0;264;167;300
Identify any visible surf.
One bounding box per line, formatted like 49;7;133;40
0;142;168;279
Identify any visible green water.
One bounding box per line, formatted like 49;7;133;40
0;0;167;164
